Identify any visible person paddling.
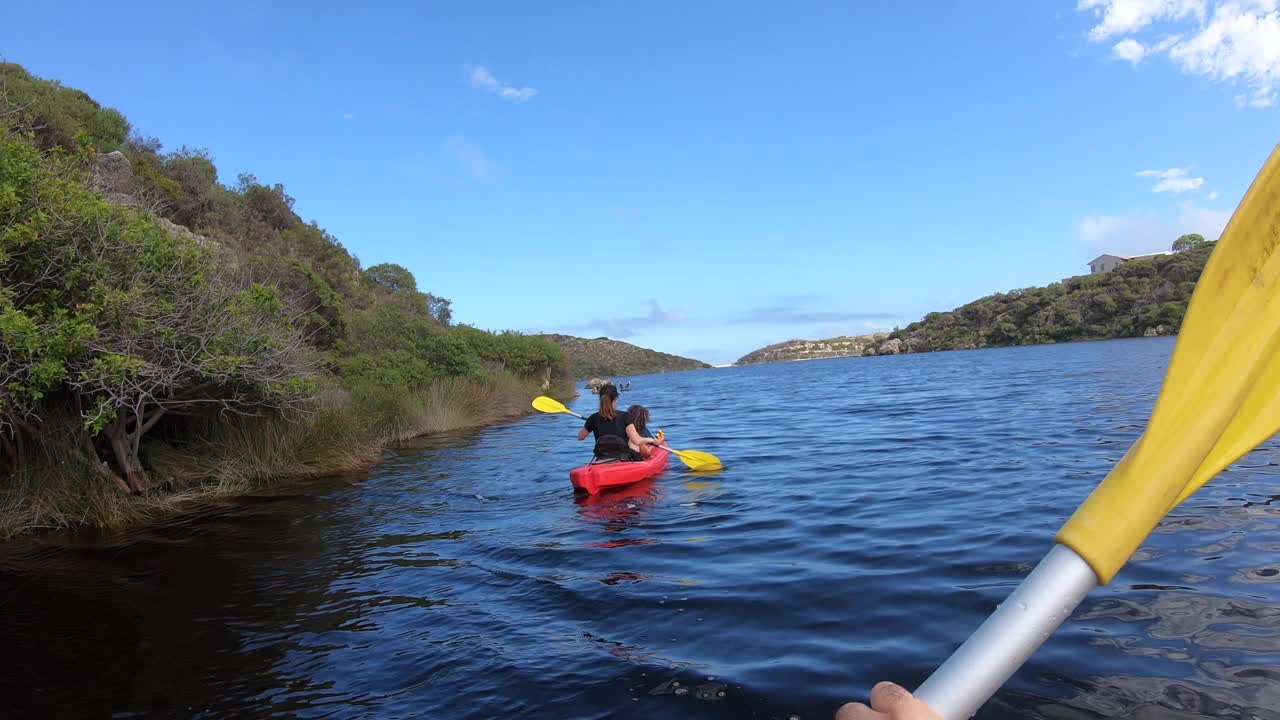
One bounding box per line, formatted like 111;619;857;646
578;384;635;461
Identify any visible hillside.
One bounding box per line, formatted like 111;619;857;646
733;238;1215;365
540;335;710;378
0;62;568;533
734;333;895;365
889;239;1213;352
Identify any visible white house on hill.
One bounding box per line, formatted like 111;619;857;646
1088;251;1173;275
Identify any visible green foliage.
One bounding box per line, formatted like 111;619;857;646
1172;233;1209;253
453;325;565;376
162;146;220;227
0;63;130;153
365;262;418;293
0;61;570;510
891;243;1216;352
0;126;316;485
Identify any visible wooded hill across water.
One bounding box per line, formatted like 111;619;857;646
538;334;710;379
734;237;1214;364
0;63;572;536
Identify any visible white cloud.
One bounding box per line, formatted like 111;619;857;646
1077;202;1230;255
443;136;501;182
1135;166;1205;192
1178;202;1232;237
1078;0;1207;40
1207;190;1220;199
1112;37;1149;63
1078;213;1170;253
1079;0;1280;109
465;64;538;102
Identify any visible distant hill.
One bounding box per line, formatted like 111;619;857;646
734;239;1215;365
888;240;1213;352
539;334;710;379
734;334;896;365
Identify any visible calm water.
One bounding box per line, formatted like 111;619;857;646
3;337;1280;719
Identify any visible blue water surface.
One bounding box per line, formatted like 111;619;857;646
3;337;1279;719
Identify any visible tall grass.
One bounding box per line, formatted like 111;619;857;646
1;371;571;538
145;388;382;493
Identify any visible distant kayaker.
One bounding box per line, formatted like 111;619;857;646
577;385;661;461
625;404;664;458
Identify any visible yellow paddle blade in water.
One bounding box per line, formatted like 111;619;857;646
532;396;571;414
666;447;723;471
1058;143;1280;584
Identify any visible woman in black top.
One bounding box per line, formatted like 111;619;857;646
578;384;660;461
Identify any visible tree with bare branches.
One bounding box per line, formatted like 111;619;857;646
1;128;317;490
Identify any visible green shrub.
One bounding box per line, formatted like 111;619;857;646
0;63;130;152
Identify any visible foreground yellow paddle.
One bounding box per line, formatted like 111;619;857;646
915;143;1280;719
532;396;724;471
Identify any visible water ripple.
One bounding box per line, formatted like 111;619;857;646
1;337;1279;719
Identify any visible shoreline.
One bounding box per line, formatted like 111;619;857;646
731;333;1180;368
2;379;571;541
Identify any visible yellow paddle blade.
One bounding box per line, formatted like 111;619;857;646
667;447;723;471
532;396;571;414
1058;143;1280;584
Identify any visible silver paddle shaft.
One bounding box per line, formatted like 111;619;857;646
914;544;1098;719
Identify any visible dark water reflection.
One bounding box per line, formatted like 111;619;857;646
2;337;1279;719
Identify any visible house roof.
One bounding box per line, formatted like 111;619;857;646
1088;254;1126;264
1088;250;1173;264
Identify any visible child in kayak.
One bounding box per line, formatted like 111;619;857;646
625;404;665;457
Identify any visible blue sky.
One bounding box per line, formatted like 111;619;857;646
3;1;1277;364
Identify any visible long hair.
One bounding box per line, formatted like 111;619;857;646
627;405;649;435
598;384;619;419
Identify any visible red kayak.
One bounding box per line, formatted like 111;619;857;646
570;448;670;495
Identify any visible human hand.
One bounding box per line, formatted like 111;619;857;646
836;682;941;720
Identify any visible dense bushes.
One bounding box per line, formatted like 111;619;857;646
891;241;1215;352
0;63;569;530
0;63;129;152
0;129;318;491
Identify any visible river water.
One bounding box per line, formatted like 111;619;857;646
2;337;1279;719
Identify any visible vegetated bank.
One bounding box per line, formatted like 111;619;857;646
0;62;572;537
733;237;1214;365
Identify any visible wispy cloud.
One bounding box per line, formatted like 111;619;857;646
1135;166;1205;192
443;136;501;183
729;305;897;325
1078;0;1280;109
341;112;355;121
1207;190;1219;200
465;64;538;102
1077;201;1230;255
1179;202;1232;238
567;300;687;339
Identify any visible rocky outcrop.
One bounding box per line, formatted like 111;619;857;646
91;151;138;206
91;151;215;249
877;337;905;355
1143;325;1172;337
